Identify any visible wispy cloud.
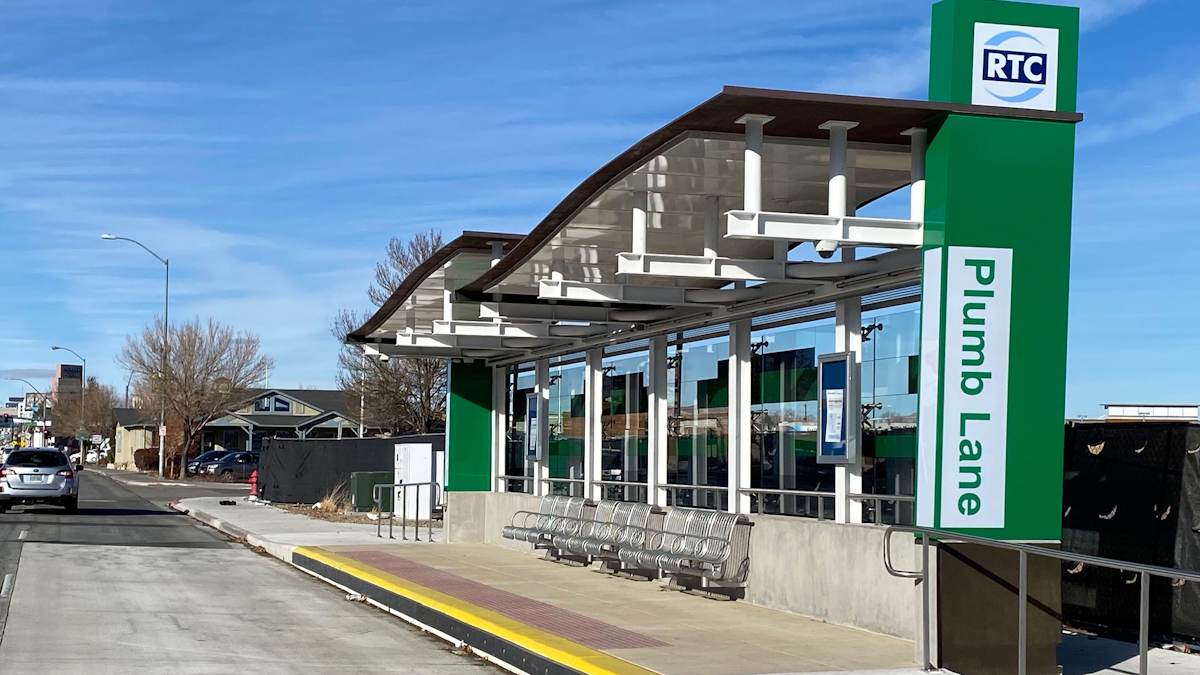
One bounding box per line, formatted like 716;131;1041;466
1037;0;1160;31
1079;74;1200;147
0;369;55;380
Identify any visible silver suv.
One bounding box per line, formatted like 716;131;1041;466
0;448;79;513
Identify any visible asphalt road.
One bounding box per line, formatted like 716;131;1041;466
0;470;491;675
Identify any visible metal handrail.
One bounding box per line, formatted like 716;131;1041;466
373;482;441;542
849;493;915;526
742;487;834;520
884;524;1200;675
541;477;586;483
850;493;915;502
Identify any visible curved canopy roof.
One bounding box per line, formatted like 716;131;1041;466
351;86;1081;361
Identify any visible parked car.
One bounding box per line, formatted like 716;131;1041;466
0;448;78;513
187;450;234;474
203;452;258;479
69;450;101;464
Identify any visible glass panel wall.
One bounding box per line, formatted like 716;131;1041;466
666;333;729;510
547;356;586;496
860;303;919;525
750;319;836;518
503;363;535;493
600;351;648;502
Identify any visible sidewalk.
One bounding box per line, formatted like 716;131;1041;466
172;495;441;561
173;495;918;675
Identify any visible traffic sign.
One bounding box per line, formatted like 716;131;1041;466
90;434;103;445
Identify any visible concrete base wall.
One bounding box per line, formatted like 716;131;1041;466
744;514;922;642
445;491;542;552
445;493;922;649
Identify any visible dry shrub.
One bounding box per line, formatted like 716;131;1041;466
315;481;352;513
132;448;158;471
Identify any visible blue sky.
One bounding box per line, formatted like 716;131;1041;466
0;0;1194;417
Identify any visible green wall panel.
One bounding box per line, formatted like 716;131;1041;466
447;360;492;492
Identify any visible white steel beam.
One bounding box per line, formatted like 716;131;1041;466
725;210;922;249
480;302;617;323
539;279;718;306
618;251;786;281
433;320;553;338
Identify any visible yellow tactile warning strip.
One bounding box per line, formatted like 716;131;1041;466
294;546;662;675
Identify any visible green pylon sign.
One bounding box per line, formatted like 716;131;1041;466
916;0;1080;541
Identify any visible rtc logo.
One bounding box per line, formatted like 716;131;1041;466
972;23;1059;112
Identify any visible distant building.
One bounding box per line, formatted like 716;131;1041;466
50;363;83;404
202;388;372;453
112;408;157;468
1101;403;1198;422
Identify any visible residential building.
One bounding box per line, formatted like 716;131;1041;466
112;408;156;468
201;388;370;454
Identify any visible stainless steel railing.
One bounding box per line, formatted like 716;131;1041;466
498;474;534;493
373;482;441;542
883;524;1200;675
540;476;586;497
849;492;915;525
743;487;835;519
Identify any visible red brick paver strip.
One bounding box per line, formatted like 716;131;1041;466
342;550;668;650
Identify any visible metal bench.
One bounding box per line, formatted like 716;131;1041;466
617;506;752;591
551;499;657;563
501;495;588;548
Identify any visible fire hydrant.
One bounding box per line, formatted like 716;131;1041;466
248;469;258;499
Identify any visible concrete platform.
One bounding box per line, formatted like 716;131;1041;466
173;496;442;561
294;542;917;675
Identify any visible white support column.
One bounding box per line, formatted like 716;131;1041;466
736;114;774;213
822;119;864;524
492;363;507;492
648;335;668;506
834;297;864;524
584;348;604;501
535;359;550;496
819;120;859;221
727;318;753;514
704;195;720;258
551;247;565;282
490;240;504;267
442;277;454;322
902;128;927;223
631;190;648;255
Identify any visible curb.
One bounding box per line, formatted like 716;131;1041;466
170;501;296;562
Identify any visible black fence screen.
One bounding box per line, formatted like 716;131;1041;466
257;435;442;504
1061;421;1200;644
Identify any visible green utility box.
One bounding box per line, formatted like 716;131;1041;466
350;471;393;512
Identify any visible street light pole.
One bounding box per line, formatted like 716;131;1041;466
51;346;86;466
4;378;46;447
102;235;169;478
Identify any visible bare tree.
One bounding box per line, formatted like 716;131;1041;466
334;228;448;436
332;310;446;435
50;377;118;451
119;317;273;477
367;229;443;307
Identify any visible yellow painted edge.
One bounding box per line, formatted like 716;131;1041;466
295;546;661;675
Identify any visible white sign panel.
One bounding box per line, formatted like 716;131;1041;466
824;389;844;443
938;246;1013;529
916;248;943;528
972;22;1059;111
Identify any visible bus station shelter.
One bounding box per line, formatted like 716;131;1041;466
346;2;1083;672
